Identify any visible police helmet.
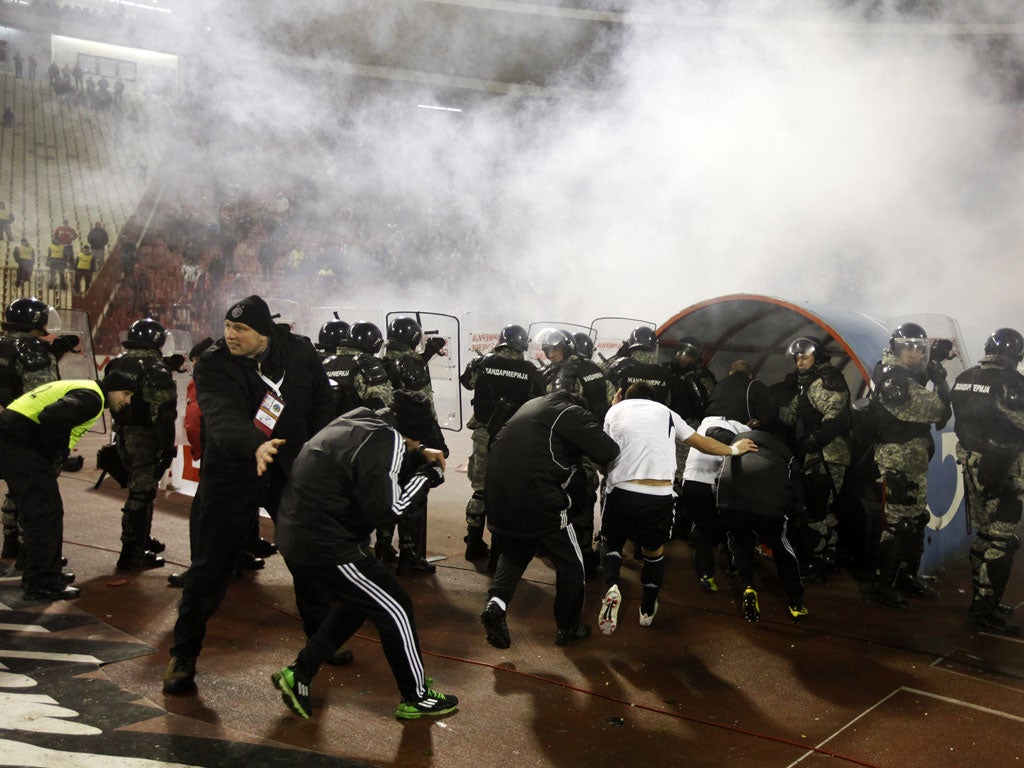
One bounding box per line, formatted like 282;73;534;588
788;337;828;364
496;324;529;353
984;328;1024;363
627;325;658;353
675;337;702;362
387;316;422;348
889;323;929;369
573;332;595;360
318;320;350;350
536;328;576;360
3;297;50;332
350;321;383;354
127;318;167;351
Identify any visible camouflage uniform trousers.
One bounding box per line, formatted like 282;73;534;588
875;439;931;572
802;460;846;559
465;419;490;534
957;445;1024;607
116;426;161;555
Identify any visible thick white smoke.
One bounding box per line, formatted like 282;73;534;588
162;0;1023;353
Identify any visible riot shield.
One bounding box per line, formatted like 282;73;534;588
527;320;593;371
589;316;656;367
386;310;462;431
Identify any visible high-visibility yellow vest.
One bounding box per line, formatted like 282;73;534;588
5;379;104;449
76;251;94;270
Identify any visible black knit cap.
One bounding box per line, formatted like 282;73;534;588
225;295;275;336
391;389;434;443
101;369;137;393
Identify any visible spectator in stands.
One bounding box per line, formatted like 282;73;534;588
47;237;67;290
13;53;24;78
2;108;14;128
47;62;60;88
131;263;150;313
87;222;109;267
28;54;37;80
13;238;35;289
257;240;277;278
288;246;305;273
120;239;137;275
0;203;14;242
72;63;83;90
52;219;78;266
74;244;94;295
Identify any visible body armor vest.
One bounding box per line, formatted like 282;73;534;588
0;333;59;405
472;353;537;422
952;364;1024;454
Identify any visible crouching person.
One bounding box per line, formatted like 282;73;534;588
271;390;459;720
716;429;807;623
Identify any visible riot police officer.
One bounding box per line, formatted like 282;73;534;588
105;318;178;570
779;337;852;576
316;319;350;362
377;316;449;573
565;332;615;423
605;326;670;404
536;328;576;392
322;320;393;417
664;338;717;427
0;297;79;562
867;324;952;609
459;324;544;561
662;337;717;536
951;328;1024;636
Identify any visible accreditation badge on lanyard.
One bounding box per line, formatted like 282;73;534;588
254;371;287;437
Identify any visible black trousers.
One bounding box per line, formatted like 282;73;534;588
682;480;725;578
720;507;804;604
171;464;301;658
0;440;64;591
488;524;585;631
289;555;426;701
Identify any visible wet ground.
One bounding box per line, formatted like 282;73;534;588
1;428;1023;768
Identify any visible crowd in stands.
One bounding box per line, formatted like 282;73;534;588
89;175;494;354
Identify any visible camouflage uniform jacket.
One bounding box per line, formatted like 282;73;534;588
873;348;948;473
780;362;852;466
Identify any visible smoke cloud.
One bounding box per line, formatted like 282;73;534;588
158;0;1023;354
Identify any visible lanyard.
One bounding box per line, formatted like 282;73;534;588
259;370;286;397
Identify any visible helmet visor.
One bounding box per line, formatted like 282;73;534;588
893;338;930;370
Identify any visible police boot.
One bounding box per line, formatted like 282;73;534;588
464;531;490;561
968;597;1021;637
1;528;19;560
866;539;907;610
116;548;165;571
396;550;437;576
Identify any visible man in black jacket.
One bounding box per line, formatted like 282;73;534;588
716;429;806;623
162;295;336;695
270;389;458;720
480;390;621;649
